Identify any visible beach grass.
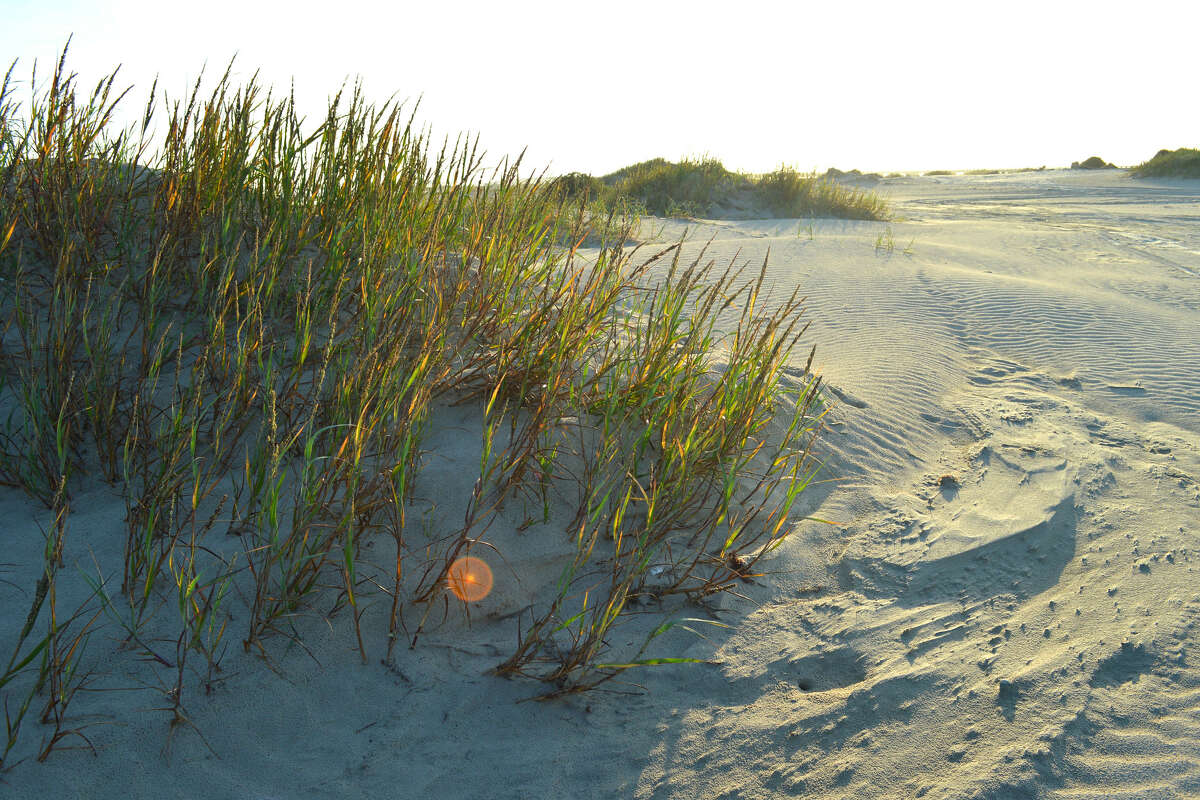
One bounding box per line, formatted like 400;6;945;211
0;46;841;762
553;157;889;221
1071;156;1116;170
1132;148;1200;178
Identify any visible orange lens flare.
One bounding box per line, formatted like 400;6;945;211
446;556;493;603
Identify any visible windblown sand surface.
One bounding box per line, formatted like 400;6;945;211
5;169;1199;798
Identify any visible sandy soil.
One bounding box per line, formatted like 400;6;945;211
3;169;1198;799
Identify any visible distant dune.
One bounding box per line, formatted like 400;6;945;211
1133;147;1200;178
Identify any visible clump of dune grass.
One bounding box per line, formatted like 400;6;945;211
1071;156;1116;170
552;157;888;220
0;44;828;760
548;171;608;203
601;156;742;217
757;166;888;219
1132;148;1200;178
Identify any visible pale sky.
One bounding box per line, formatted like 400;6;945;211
1;0;1196;175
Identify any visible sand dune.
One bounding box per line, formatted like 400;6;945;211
4;169;1198;798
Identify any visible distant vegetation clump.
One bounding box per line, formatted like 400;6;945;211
757;166;888;219
821;167;882;183
604;157;741;218
1071;156;1116;170
551;157;888;220
1131;148;1200;178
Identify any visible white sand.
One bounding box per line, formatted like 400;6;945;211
3;168;1198;798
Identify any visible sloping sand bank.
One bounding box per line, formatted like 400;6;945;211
4;169;1198;798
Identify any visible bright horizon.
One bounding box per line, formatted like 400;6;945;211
2;0;1197;176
